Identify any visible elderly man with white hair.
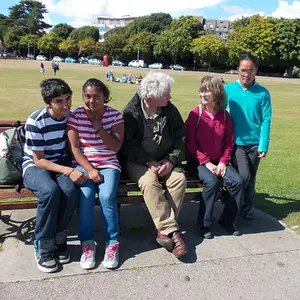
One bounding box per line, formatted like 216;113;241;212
121;71;187;259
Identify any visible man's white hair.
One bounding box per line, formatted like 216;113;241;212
139;71;174;100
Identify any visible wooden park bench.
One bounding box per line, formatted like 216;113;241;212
0;120;204;216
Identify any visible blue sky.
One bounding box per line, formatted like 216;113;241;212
1;0;300;28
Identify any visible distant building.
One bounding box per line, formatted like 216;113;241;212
203;18;233;41
93;15;137;41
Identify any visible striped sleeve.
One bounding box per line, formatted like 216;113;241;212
67;111;79;130
25;117;44;152
113;110;124;126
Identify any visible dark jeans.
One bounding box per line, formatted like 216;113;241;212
23;166;78;243
197;165;244;227
231;145;261;213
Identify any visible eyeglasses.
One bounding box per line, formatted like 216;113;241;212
238;68;256;74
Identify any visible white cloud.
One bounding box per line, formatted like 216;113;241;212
272;0;300;18
227;1;300;21
228;11;265;21
40;0;225;26
222;4;253;15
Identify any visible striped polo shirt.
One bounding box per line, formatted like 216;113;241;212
22;108;69;173
67;106;123;171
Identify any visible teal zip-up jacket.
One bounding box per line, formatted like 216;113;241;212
225;80;272;153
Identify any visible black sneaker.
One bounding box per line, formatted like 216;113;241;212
241;211;255;220
218;218;242;236
55;244;70;264
197;225;214;239
34;251;58;273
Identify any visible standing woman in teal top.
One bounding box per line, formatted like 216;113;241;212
224;53;272;220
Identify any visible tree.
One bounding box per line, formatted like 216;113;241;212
124;13;172;36
59;37;78;56
191;35;227;71
0;14;14;43
171;16;204;39
275;18;300;73
124;31;157;61
8;0;51;35
231;16;250;31
101;32;127;59
227;15;277;66
38;32;62;57
51;23;74;39
154;27;192;64
69;26;99;41
3;27;26;52
78;37;98;56
19;34;39;55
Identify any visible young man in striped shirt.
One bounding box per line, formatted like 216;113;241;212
22;78;87;273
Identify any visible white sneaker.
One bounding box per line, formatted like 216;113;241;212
103;240;119;269
80;240;96;270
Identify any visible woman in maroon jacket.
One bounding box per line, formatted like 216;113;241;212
185;75;244;239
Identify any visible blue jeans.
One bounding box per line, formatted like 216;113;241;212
197;165;244;227
76;166;120;242
23;166;78;242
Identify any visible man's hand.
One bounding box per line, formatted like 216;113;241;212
157;159;174;177
258;152;267;158
215;162;226;177
205;162;217;175
147;160;161;175
88;168;103;183
69;169;88;185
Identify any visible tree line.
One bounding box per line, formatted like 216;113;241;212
1;0;300;73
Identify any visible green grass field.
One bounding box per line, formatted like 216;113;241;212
1;60;299;233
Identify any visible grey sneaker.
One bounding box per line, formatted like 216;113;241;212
34;250;58;273
55;244;70;264
34;239;58;273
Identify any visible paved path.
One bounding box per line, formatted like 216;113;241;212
1;201;300;300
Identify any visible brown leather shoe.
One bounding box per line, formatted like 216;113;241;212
171;231;187;258
156;232;174;251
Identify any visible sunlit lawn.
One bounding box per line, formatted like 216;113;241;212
1;60;300;233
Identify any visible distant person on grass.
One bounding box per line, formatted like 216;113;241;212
185;75;244;239
51;60;59;76
120;71;188;259
225;53;272;220
22;78;87;273
40;62;45;74
67;78;124;270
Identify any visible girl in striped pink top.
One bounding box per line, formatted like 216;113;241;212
67;78;124;270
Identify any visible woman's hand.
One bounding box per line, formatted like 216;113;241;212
216;162;226;177
88;168;103;183
85;110;103;132
205;162;217;175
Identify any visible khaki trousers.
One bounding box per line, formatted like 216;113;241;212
125;162;187;235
